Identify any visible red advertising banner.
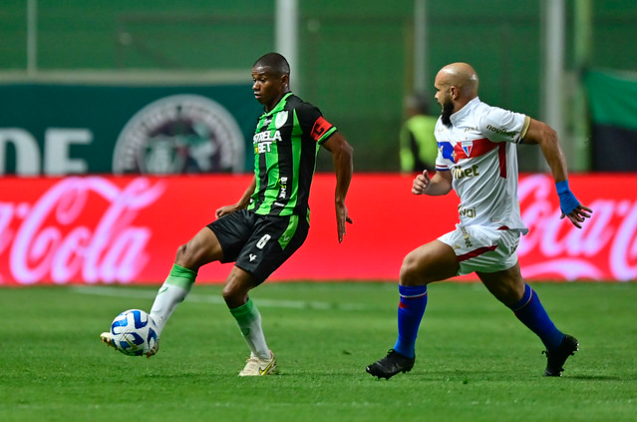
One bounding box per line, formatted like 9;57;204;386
0;173;635;285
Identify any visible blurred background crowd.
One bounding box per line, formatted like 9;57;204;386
1;0;636;174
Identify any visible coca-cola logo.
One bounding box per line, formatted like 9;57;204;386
518;174;637;281
0;177;165;284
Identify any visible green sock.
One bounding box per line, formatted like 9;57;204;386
230;298;270;359
149;264;196;334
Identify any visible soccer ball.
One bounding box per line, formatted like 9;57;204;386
109;309;158;357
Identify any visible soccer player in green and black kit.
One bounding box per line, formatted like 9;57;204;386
101;52;354;376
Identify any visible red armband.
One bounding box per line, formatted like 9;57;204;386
310;116;333;142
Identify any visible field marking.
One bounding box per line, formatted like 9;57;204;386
72;286;367;311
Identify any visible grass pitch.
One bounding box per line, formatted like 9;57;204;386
0;282;635;421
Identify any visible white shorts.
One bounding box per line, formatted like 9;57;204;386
438;225;521;275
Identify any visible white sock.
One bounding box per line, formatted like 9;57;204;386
149;264;196;336
149;283;190;335
230;299;270;359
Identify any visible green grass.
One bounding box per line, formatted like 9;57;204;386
1;282;635;421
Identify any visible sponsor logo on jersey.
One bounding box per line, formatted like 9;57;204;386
253;130;282;154
459;207;477;218
460;226;473;248
278;176;288;199
451;164;480;179
253;131;282;143
486;124;518;138
113;94;245;174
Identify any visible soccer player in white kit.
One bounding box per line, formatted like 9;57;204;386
367;63;592;379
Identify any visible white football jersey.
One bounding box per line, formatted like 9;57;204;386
434;97;531;233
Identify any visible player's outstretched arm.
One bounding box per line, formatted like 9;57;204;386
522;118;592;228
215;176;257;218
321;132;354;243
412;169;452;196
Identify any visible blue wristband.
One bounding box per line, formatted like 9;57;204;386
555;180;580;215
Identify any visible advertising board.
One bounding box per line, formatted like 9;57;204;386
0;174;635;285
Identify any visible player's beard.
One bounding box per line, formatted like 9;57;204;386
441;99;454;127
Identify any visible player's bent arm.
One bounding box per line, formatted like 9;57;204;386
322;132;354;203
215;176;256;218
522;118;568;183
321;131;354;242
522;118;592;227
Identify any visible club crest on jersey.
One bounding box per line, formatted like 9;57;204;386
461;140;473;157
275;111;288;129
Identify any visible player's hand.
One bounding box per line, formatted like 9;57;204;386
412;170;431;195
215;205;237;219
336;201;353;243
560;204;593;229
555;181;592;229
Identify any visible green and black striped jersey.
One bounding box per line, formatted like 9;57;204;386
248;93;337;221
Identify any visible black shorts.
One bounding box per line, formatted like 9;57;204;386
207;209;309;284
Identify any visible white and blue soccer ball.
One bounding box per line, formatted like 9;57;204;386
109;309;158;357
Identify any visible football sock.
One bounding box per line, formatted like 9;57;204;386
393;284;428;359
509;283;564;351
149;264;196;335
229;298;270;360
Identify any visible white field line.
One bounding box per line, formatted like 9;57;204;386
72;286;367;311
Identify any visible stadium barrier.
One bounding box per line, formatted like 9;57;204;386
0;173;635;285
0;83;260;175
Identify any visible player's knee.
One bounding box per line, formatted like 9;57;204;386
221;283;235;302
175;243;190;263
174;242;203;270
222;283;248;307
399;252;425;286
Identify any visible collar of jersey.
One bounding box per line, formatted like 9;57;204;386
262;92;293;117
450;96;481;126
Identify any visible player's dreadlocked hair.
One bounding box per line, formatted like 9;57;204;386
253;52;290;76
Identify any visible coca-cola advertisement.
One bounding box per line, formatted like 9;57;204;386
0;174;635;285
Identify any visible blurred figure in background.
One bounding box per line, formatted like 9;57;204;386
399;92;438;173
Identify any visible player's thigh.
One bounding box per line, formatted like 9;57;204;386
235;214;309;285
477;261;525;306
439;225;520;275
207;209;255;263
175;226;225;269
400;240;459;285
